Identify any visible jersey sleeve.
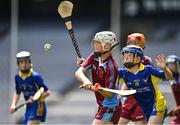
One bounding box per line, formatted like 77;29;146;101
34;74;49;91
15;75;21;94
81;53;95;71
118;68;126;78
118;68;128;86
149;65;166;80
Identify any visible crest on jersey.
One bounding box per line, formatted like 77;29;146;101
134;80;140;86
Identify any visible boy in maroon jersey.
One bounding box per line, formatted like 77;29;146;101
75;31;121;125
166;55;180;125
119;33;153;124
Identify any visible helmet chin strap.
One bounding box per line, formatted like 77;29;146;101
123;62;140;68
20;69;30;74
123;62;136;68
19;66;31;74
94;43;120;57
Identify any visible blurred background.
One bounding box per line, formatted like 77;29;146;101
0;0;179;124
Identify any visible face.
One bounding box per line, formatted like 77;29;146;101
122;52;140;64
94;41;103;52
94;41;112;52
127;40;145;50
166;63;179;74
18;58;31;72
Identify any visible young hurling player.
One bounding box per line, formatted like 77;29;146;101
119;33;152;124
75;31;121;125
9;51;50;125
118;45;173;124
166;55;180;125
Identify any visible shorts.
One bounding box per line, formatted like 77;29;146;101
23;101;46;124
121;96;145;121
95;103;122;124
111;102;122;124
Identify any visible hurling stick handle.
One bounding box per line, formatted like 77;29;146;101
11;102;27;114
79;85;83;89
62;16;82;58
15;103;26;110
68;29;82;58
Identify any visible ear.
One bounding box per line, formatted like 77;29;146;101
104;43;112;50
134;56;141;63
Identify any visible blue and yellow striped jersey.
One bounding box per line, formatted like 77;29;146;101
15;69;48;124
119;63;167;120
15;69;48;101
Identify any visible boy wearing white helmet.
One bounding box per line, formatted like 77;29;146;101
166;55;180;124
118;45;173;124
75;31;121;124
9;51;50;125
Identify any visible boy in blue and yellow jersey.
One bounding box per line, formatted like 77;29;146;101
119;33;152;124
118;45;173;124
9;51;50;125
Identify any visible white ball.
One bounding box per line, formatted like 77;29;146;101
44;43;52;51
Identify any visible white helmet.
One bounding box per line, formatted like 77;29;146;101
93;31;117;49
16;51;31;59
16;51;31;64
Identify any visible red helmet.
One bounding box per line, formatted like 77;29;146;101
127;33;146;49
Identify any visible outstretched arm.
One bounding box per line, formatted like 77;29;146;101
155;54;173;80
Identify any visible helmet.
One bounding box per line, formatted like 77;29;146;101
166;55;180;65
93;31;117;48
16;51;31;64
127;33;146;49
121;45;144;59
16;51;31;59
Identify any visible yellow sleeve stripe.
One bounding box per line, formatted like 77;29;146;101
151;75;166;112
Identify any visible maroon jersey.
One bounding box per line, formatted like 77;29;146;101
142;55;153;65
82;53;119;106
171;74;180;106
170;73;180;124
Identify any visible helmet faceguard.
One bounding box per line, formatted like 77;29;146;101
121;45;144;59
166;55;180;65
166;55;180;75
127;33;146;49
121;45;144;68
92;31;118;56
